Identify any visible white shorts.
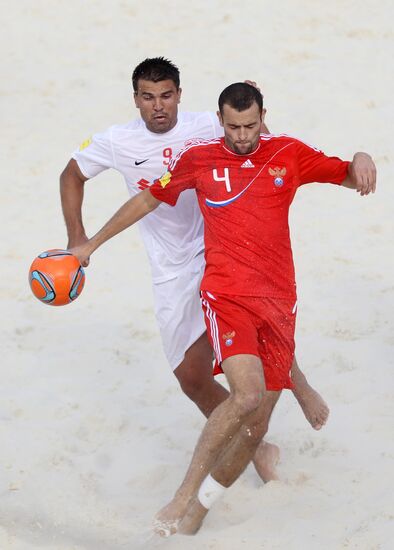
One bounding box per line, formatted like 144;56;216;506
152;252;207;370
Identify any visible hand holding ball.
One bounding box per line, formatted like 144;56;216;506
29;249;85;306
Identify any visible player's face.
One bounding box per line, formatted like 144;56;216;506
134;79;181;133
218;102;263;155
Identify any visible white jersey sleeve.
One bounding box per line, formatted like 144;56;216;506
72;127;115;179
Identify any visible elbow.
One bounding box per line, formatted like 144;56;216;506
144;189;161;212
147;199;159;213
60;160;86;192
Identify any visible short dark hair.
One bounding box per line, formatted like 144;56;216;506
132;57;180;92
218;82;263;114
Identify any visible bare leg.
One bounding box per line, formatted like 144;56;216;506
174;333;279;482
155;355;279;536
174;335;327;486
252;440;280;482
174;332;229;418
179;390;281;535
291;357;329;430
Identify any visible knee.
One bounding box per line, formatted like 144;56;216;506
174;361;212;400
232;390;263;419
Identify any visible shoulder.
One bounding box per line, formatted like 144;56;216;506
170;137;221;170
260;132;322;153
179;111;216;124
105;118;145;136
89;119;149;156
178;111;222;137
84;119;140;144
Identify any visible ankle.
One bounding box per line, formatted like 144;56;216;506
291;375;312;395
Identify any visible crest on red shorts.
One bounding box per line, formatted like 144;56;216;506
222;331;236;347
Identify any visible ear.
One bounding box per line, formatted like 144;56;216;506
261;108;267;122
133;91;139;108
217;110;224;127
177;87;182;104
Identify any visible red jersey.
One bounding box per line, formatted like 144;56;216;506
150;134;349;299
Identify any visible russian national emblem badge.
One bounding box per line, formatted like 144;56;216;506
268;166;287;187
222;331;236;347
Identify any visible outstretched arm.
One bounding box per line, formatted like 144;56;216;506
342;152;377;196
69;189;161;265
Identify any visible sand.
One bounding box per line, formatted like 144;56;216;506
1;1;393;548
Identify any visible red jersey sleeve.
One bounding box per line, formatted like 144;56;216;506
150;148;198;206
295;139;350;186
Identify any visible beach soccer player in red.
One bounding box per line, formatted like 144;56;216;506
70;82;376;536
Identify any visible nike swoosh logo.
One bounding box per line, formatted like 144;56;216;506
135;159;149;166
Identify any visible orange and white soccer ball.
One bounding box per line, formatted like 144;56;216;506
28;249;85;306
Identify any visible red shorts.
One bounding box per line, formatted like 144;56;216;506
200;291;297;391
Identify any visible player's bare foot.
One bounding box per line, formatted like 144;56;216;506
252;440;280;482
293;386;329;430
153;494;191;537
178;498;209;535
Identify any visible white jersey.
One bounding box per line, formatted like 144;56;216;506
73;111;223;283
